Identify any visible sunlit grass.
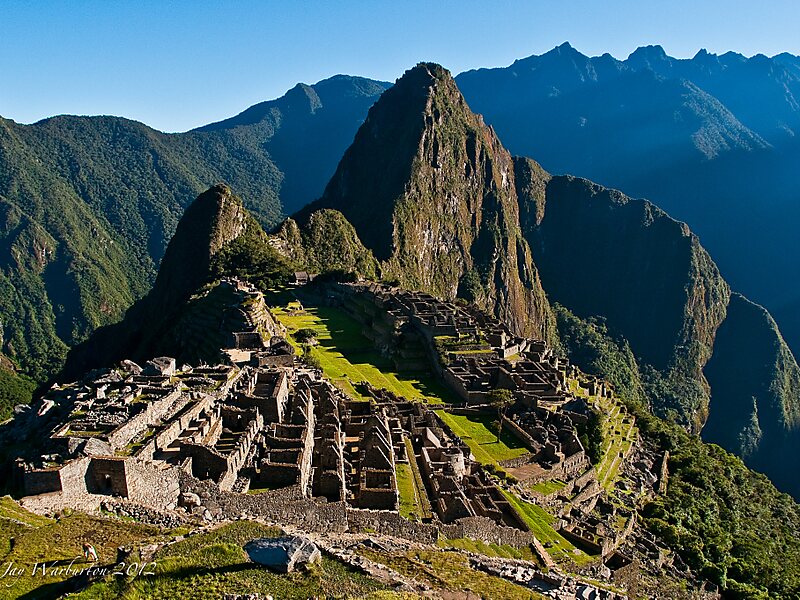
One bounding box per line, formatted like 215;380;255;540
435;411;528;464
270;301;456;404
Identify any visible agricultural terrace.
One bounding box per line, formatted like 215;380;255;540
435;411;529;466
269;299;456;404
500;490;596;566
586;387;638;492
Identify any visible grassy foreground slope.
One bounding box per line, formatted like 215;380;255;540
76;522;390;600
0;496;164;599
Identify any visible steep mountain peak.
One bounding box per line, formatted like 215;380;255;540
538;41;589;64
550;41;580;55
626;45;671;70
391;62;459;103
301;61;557;342
60;184;286;377
305;61;475;260
692;48;722;68
282;82;323;113
151;183;248;308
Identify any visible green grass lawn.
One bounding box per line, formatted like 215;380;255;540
500;490;596;566
75;521;392;600
437;538;540;563
395;464;418;519
529;480;566;496
0;498;166;599
270;301;457;404
358;546;544;600
435;411;529;465
0;500;393;600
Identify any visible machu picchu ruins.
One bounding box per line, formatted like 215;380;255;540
1;275;698;599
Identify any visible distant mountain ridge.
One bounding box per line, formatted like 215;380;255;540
0;75;387;381
455;43;800;361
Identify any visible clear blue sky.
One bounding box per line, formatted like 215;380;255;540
1;0;797;132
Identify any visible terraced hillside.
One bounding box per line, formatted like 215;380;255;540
269;295;455;404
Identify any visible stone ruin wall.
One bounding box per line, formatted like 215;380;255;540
135;395;214;461
123;458;181;507
500;415;538;452
21;456;181;514
178;470;539;549
23;467;64;496
106;388;183;449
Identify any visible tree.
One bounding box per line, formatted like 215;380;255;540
294;328;317;344
487;388;515;443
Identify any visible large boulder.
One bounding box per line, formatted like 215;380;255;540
244;536;321;573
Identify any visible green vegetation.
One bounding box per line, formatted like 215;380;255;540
626;400;800;598
0;363;36;420
294;327;317;344
395;464;418;519
0;495;53;528
575;407;604;465
0;497;163;599
555;305;645;405
435;411;528;465
703;293;800;496
529;480;566;496
0;76;388;384
210;213;294;291
0;119;281;383
271;300;455;403
558;303;800;595
437;538;540;563
277;210;379;279
500;490;595;566
76;521;389;600
358;545;543;599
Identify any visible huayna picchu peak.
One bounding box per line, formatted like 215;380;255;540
298;63;557;345
2;23;800;598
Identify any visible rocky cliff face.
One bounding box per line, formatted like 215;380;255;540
521;173;800;497
523;174;731;428
301;63;557;343
61;184;262;376
704;293;800;494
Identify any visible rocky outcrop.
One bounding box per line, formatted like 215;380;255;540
61;185;266;377
148;184;248;310
300;63;557;343
274;210;379;279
